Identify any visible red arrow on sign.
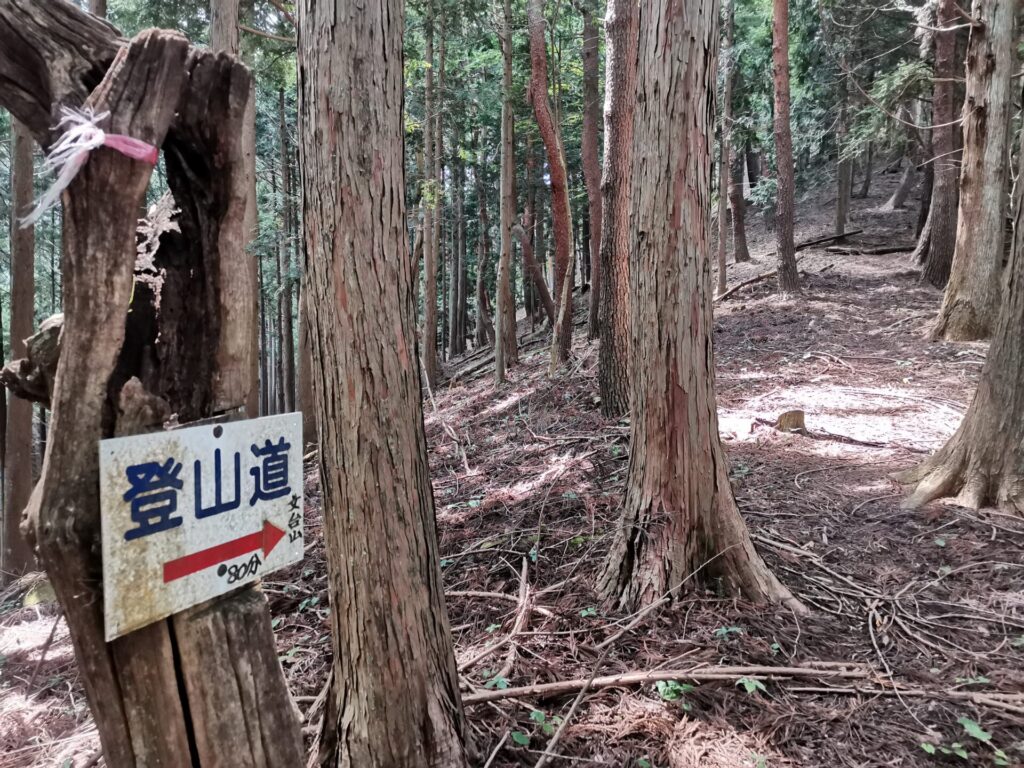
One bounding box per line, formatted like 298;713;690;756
162;521;286;583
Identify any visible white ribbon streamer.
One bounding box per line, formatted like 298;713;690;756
20;107;160;228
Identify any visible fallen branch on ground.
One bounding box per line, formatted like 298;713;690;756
825;245;915;256
715;230;864;302
461;664;872;705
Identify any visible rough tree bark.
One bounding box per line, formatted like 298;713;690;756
834;67;852;237
729;152;751;263
581;0;602;339
298;291;316;444
277;88;295;412
89;0;106;16
597;0;637;418
211;0;260;418
528;0;574;370
856;140;873;199
434;24;448;362
771;0;800;293
931;0;1015;341
915;0;960;288
456;160;468;355
3;119;35;580
475;141;496;348
899;98;1024;516
598;0;802;613
512;222;556;324
495;0;518;383
421;10;440;385
716;0;735;297
884;150;916;211
298;0;470;762
0;5;302;764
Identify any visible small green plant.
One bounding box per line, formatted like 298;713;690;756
485;623;501;633
954;676;990;686
714;626;743;639
750;754;768;768
655;680;695;702
579;606;598;618
770;642;782;656
637;759;653;768
484;673;509;690
921;717;1011;764
934;537;946;548
297;595;320;612
528;709;563;736
510;731;530;746
736;677;767;695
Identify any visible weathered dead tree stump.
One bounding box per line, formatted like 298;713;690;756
0;1;302;764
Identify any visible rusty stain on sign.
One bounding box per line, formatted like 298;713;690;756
99;413;304;640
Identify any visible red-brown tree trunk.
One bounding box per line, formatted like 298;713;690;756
931;0;1015;341
421;12;440;385
729;151;751;263
771;0;800;293
495;0;518;382
527;0;574;370
278;88;295;412
915;0;960;288
899;95;1024;515
581;0;603;339
834;66;852;237
298;0;470;762
597;0;637;417
475;140;496;349
3;119;35;580
716;0;735;297
598;0;802;613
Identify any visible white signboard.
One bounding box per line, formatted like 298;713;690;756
99;413;304;640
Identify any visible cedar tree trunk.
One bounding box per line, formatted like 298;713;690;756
297;0;470;763
597;0;637;417
771;0;800;292
931;0;1014;340
598;0;802;613
527;0;575;369
581;0;603;339
899;99;1024;516
915;0;960;288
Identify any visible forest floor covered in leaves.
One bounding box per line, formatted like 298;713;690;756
2;170;1023;767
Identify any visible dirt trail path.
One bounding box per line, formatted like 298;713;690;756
2;171;1021;767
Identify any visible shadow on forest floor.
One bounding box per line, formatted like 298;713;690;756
2;172;1023;768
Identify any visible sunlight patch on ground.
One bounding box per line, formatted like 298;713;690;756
721;382;963;451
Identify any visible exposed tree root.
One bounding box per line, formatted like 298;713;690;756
895;436;1024;514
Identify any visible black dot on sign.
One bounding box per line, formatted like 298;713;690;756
213;425;223;438
217;564;227;577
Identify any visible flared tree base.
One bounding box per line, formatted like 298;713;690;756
896;420;1024;514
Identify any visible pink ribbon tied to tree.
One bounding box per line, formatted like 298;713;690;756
21;106;160;227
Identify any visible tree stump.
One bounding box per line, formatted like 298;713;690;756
0;2;302;764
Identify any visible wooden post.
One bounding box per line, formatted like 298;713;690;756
0;3;302;764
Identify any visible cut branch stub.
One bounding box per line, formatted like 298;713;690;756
1;313;62;407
